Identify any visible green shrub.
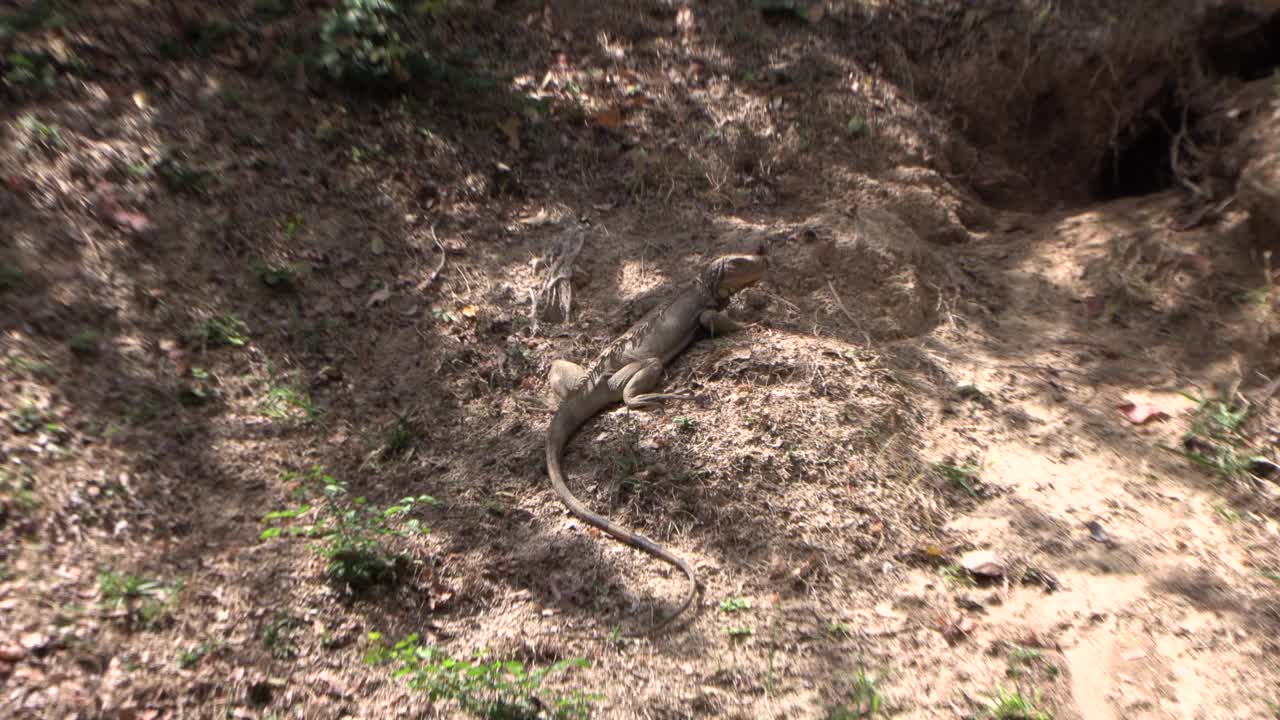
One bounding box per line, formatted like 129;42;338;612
319;0;417;89
367;633;600;719
260;466;437;590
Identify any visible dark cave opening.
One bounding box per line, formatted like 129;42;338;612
1091;86;1187;201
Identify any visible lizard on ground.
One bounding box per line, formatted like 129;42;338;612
544;251;769;632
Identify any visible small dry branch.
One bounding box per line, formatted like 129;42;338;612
530;219;588;331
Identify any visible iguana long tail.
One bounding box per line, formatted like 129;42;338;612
546;405;698;633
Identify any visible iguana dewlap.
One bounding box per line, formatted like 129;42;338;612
545;252;768;632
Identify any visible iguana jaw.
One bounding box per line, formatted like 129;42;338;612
709;253;768;298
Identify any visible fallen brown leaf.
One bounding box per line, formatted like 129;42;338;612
366;288;391;308
498;116;522;150
590;107;625;130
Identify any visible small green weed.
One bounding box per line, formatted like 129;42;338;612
68;329;98;356
193;314;250;347
724;625;753;639
256;262;300;292
0;263;24;291
0;466;38;513
846;116;870;139
259;383;321;422
5;355;54;379
260;466;437;590
366;632;599;719
1006;645;1058;679
980;685;1054;720
177;641;220;669
1162;390;1271;483
15;113;62;153
98;569;181;631
8;402;44;434
828;666;884;718
939;562;975;588
380;415;418;455
932;462;982;498
673;416;697;433
2;52;57;95
828;621;852;638
718;596;752;613
155;149;208;194
261;612;298;659
318;0;419;90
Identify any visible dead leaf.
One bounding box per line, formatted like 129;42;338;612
1179;252;1212;277
0;644;26;663
517;208;552;226
111;210;152;234
1116;401;1169;425
938;613;977;645
460;305;479;318
676;6;696;33
498;116;522;150
4;174;31;194
589;107;624;130
366;288;391;308
1084;295;1106;319
959;550;1004;577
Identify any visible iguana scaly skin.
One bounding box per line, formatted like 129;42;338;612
545;252;768;632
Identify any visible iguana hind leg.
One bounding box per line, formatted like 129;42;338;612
549;359;587;400
613;357;693;409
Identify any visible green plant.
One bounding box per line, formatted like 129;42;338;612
259;383;321;422
0;466;37;513
154;149;208;194
1006;646;1058;679
177;641;220;669
318;0;417;89
828;621;852;638
724;625;753;639
0;263;24;291
980;686;1053;720
1162;390;1271;483
260;466;437;590
193;314;250;347
98;569;180;630
380;415;418;455
366;633;599;719
15;113;62;153
938;562;975;588
932;462;981;498
68;329;98;355
828;666;884;718
718;596;752;613
8;402;43;434
846;116;870;139
3;52;56;94
673;416;697;433
256;262;299;291
261;612;298;659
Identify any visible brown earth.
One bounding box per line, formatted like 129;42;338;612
2;1;1279;718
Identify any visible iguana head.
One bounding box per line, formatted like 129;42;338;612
704;252;768;301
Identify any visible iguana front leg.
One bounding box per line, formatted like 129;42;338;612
699;309;747;337
610;357;693;409
548;359;587;400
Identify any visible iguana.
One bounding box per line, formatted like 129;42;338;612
545;251;769;632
